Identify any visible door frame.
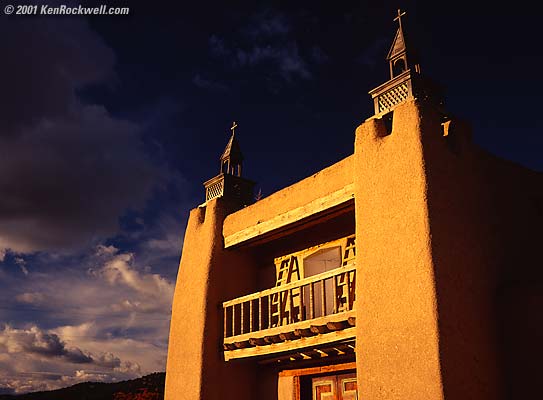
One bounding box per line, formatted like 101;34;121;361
279;362;356;400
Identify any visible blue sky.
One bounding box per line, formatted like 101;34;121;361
0;0;541;394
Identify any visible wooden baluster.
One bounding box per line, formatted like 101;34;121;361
283;289;288;326
347;270;352;310
279;290;284;326
309;282;315;319
346;271;351;310
232;304;236;336
258;297;262;331
351;270;356;308
291;288;297;324
249;300;253;332
299;285;305;321
268;294;272;329
224;306;228;338
332;275;338;314
321;279;326;317
240;302;245;334
288;289;292;324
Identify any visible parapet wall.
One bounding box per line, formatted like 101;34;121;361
223;155;354;240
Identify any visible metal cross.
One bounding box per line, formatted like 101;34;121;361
393;9;406;30
230;121;238;135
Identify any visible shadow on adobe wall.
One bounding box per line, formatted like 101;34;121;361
422;105;543;399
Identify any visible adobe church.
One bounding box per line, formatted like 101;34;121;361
165;10;543;400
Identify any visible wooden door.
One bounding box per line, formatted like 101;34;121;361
312;373;357;400
337;373;358;400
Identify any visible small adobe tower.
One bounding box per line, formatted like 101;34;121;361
165;9;543;400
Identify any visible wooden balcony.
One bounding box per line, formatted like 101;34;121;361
222;263;356;361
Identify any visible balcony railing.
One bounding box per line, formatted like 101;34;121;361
222;263;356;357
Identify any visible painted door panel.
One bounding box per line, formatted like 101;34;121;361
312;373;357;400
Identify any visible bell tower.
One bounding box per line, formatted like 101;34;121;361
386;9;420;79
220;121;243;176
203;121;255;205
368;9;443;116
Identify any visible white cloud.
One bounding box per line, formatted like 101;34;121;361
0;324;143;393
100;252;174;303
2;247;174;393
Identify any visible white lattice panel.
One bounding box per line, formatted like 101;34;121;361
378;82;409;112
206;180;224;201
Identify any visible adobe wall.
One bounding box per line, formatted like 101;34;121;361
165;198;263;400
354;100;444;399
414;104;503;400
223;155;354;238
354;98;543;399
421;113;543;398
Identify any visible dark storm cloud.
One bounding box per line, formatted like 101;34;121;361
64;347;94;364
0;18;156;255
94;352;122;369
0;19;115;136
0;324;142;372
0;325;92;363
0;324;143;393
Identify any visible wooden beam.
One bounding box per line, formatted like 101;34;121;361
224;327;356;361
279;331;297;341
334;343;354;354
249;337;267;346
286;353;306;361
314;349;329;357
310;325;330;334
294;328;315;337
279;361;357;377
264;335;283;344
224;184;354;248
326;321;348;331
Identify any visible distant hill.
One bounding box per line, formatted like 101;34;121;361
0;372;164;400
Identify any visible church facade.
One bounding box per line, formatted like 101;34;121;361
165;11;543;400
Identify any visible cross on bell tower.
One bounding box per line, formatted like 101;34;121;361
203;121;256;206
394;9;405;29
